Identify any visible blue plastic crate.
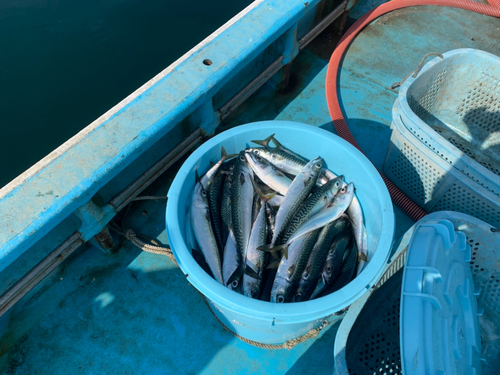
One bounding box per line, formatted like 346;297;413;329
396;49;500;197
334;211;498;375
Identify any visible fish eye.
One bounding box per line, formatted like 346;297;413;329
202;190;207;196
315;163;321;168
239;155;245;161
341;187;346;193
335;182;340;187
326;266;332;273
277;295;285;303
303;273;309;279
254;149;260;155
231;280;239;288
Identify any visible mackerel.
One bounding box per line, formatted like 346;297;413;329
200;146;235;188
243;183;274;299
268;157;323;251
278;176;343;246
207;170;225;257
185;196;200;253
286;183;355;245
191;180;223;284
294;219;347;302
310;224;353;299
245;152;292;195
249;135;330;184
270;229;321;303
298;217;352;301
246;146;308;177
222;230;242;293
317;240;358;298
227;152;256;285
347;196;368;275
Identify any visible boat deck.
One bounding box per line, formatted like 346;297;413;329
3;5;500;375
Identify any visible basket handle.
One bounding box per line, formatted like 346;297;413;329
391;52;444;89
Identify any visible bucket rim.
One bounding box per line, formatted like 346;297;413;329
166;121;395;323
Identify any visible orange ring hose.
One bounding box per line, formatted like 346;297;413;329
326;0;500;221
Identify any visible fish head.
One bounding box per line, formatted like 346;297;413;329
245;147;266;157
334;182;355;205
250;287;260;299
323;175;345;203
237;150;247;162
271;277;291;303
294;278;309;302
246;152;277;178
331;175;344;191
324;259;334;279
246;147;276;164
228;279;240;291
310;157;324;174
294;292;304;302
192;182;209;208
245;151;265;167
236;151;253;175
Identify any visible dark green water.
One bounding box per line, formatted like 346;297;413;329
0;0;252;188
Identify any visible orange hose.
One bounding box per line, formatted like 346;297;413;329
326;0;500;221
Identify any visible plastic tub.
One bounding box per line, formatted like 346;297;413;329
166;121;395;345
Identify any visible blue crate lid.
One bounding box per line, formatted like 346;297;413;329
400;219;483;375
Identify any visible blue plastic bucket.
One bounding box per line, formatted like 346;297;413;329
166;121;395;345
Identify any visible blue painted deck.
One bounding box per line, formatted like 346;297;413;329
2;4;500;375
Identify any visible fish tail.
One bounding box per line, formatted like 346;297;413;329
267;260;280;269
244;265;262;280
220;146;238;161
251;134;275;149
250;177;277;203
226;265;244;287
294;292;304;302
270;135;284;149
257;244;288;260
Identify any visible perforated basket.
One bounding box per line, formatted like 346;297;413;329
384;109;500;227
334;211;500;375
396;49;500;198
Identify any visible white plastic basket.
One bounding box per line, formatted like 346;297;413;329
384;108;500;227
396;49;500;197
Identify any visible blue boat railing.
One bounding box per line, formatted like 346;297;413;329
0;0;350;324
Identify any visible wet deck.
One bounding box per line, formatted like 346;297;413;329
3;5;500;375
